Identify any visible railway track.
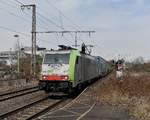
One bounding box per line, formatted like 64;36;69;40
0;95;67;120
0;86;39;102
0;84;90;120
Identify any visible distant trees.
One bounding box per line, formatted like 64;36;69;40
133;57;144;64
0;53;43;80
19;55;43;79
126;57;150;72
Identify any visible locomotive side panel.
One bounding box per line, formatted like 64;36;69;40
74;56;82;87
74;54;99;86
96;56;110;76
83;56;98;81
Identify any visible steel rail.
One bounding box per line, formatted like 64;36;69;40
0;86;38;97
0;96;49;119
26;99;66;120
0;88;39;102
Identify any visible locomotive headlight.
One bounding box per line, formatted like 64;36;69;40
65;76;68;80
64;76;69;80
42;75;47;80
60;75;69;80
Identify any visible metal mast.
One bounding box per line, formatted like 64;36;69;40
21;4;36;77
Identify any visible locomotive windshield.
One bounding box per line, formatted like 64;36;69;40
44;54;70;64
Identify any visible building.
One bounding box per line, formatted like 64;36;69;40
21;46;46;57
0;51;17;66
0;46;46;66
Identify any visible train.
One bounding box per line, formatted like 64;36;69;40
39;45;110;94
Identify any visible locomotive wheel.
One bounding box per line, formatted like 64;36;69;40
77;84;83;91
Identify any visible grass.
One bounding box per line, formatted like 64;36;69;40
93;72;150;120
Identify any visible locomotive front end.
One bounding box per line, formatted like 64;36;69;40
39;50;71;92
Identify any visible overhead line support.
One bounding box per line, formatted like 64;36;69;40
36;30;95;48
21;4;36;78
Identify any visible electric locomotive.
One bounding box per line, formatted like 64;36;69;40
39;45;109;94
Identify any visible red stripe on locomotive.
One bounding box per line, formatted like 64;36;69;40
42;75;69;81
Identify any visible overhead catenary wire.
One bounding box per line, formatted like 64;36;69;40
37;12;63;29
30;1;80;45
45;0;81;31
11;0;74;45
0;6;31;23
36;12;75;44
0;22;57;46
0;1;63;48
36;5;63;27
14;1;93;47
1;0;18;8
45;0;99;49
11;0;88;47
13;0;24;5
12;0;94;37
36;36;58;46
0;0;50;31
35;14;80;45
44;0;85;44
45;0;94;42
0;25;30;37
34;6;75;44
12;0;65;30
8;1;59;45
13;0;100;55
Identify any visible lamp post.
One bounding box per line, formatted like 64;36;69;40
14;34;20;74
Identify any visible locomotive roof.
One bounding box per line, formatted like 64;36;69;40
45;49;77;54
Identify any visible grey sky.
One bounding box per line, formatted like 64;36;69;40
0;0;150;61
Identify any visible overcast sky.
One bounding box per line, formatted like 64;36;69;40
0;0;150;61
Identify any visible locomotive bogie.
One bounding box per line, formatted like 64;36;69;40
39;80;72;93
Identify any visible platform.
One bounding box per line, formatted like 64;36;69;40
37;87;132;120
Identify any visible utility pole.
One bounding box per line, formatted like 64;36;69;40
36;30;95;48
74;32;78;48
9;48;12;72
21;4;36;77
14;34;20;74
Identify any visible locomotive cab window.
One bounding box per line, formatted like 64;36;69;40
43;54;70;64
